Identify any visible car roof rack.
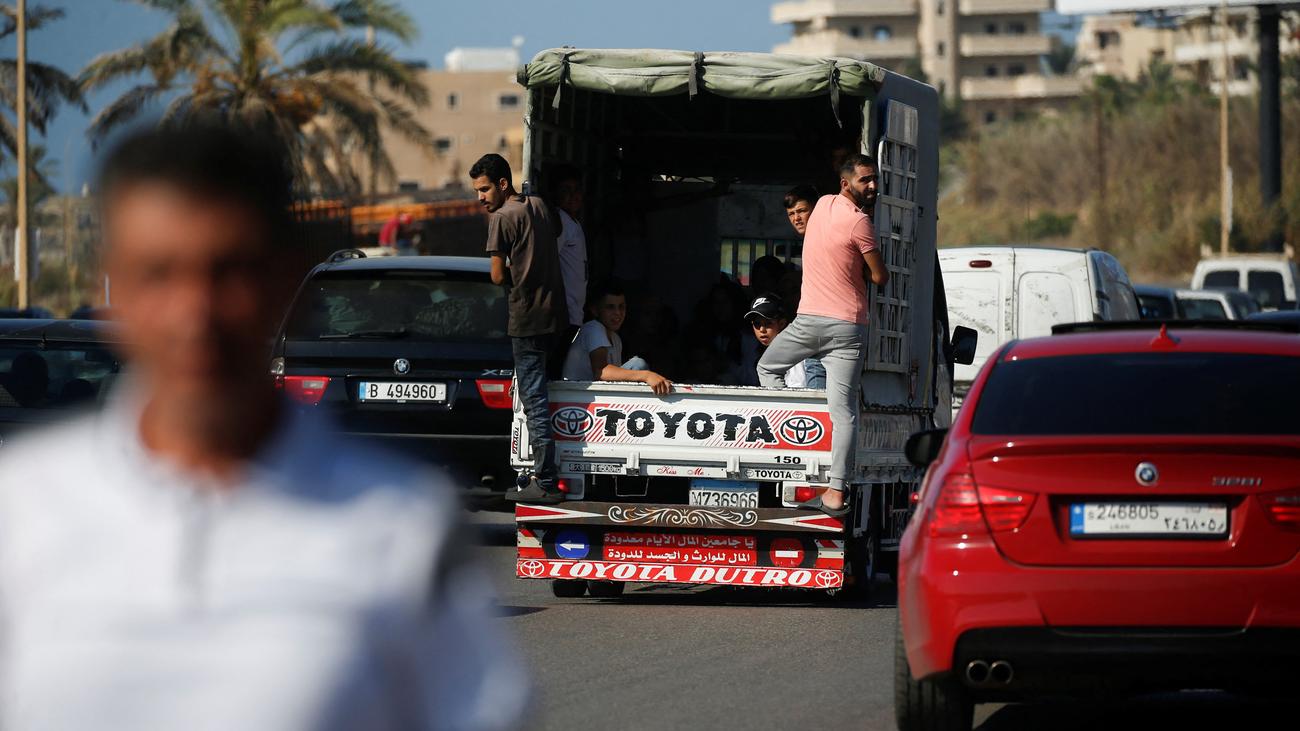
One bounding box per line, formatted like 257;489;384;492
1052;320;1300;335
326;248;367;264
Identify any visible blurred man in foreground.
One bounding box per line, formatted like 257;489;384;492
0;124;526;730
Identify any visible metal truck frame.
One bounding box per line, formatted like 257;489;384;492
508;49;954;596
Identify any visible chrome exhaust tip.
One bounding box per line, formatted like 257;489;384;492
989;660;1014;685
965;660;990;685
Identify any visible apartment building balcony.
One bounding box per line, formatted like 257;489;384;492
772;0;917;24
960;74;1082;101
775;32;919;61
958;0;1050;15
959;33;1052;57
1172;37;1257;64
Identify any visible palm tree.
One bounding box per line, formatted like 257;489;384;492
0;143;56;229
0;4;86;173
79;0;433;197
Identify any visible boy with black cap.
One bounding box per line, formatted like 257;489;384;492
744;293;825;388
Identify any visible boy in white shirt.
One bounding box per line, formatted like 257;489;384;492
562;285;672;395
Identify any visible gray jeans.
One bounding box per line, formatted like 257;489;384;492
757;314;867;492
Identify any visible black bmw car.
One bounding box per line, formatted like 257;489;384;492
0;319;122;448
273;252;516;491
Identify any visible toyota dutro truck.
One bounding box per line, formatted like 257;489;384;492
507;49;968;597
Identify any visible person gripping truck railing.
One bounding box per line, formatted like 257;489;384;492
757;154;890;517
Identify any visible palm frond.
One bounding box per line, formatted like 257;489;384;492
329;0;416;43
0;3;63;39
286;39;428;105
264;0;343;38
87;85;169;146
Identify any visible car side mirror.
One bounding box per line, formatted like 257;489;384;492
950;326;978;366
905;428;949;468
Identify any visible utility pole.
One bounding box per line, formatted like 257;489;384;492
15;0;28;308
366;24;378;202
1257;3;1282;252
1218;0;1231;257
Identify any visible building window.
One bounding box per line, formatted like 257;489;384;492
937;41;945;56
434;137;453;154
1007;64;1026;77
498;135;509;149
447;93;459;110
984;111;997;124
1098;31;1120;50
1007;21;1027;35
985;23;998;34
848;25;863;39
937;0;944;14
873;25;892;41
498;93;521;110
985;65;999;77
398;181;420;193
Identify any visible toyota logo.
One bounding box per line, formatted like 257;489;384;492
1135;462;1159;486
518;559;545;578
814;570;840;589
779;416;825;446
551;407;595;438
393;358;411;375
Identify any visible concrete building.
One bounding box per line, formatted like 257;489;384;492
1075;9;1299;97
771;0;1081;125
372;48;526;195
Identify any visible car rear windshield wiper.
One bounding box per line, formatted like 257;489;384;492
318;328;409;340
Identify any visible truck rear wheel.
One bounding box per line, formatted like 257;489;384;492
587;581;625;598
894;620;973;731
551;579;587;598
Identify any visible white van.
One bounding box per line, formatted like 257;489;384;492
940;246;1140;399
1191;255;1299;310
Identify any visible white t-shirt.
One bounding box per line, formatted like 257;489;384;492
0;393;528;731
556;209;587;327
563;320;622;381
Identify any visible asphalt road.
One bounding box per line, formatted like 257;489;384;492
467;509;1298;731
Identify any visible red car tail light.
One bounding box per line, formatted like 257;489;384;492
1259;490;1300;532
476;379;513;409
929;473;1037;537
929;473;983;537
282;375;330;405
976;485;1037;532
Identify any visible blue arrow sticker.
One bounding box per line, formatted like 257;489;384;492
555;530;590;560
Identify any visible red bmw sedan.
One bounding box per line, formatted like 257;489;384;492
895;322;1300;731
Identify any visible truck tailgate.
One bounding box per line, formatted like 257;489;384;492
513;382;834;483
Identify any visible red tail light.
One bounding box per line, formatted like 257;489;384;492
1260;490;1300;532
281;375;330;405
556;478;571;494
929;473;984;537
794;485;828;503
977;485;1037;532
928;472;1036;537
476;379;513;409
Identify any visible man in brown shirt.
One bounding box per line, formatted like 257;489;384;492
472;153;567;504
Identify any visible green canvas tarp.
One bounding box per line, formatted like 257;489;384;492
518;49;885;101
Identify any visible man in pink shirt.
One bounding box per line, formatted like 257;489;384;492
757;154;890;516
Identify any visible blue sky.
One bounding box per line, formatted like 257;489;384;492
6;1;1074;193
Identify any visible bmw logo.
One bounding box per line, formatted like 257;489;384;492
393;358;411;375
1135;462;1159;486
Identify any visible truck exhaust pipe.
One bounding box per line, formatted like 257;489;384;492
964;660;990;685
989;660;1014;685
